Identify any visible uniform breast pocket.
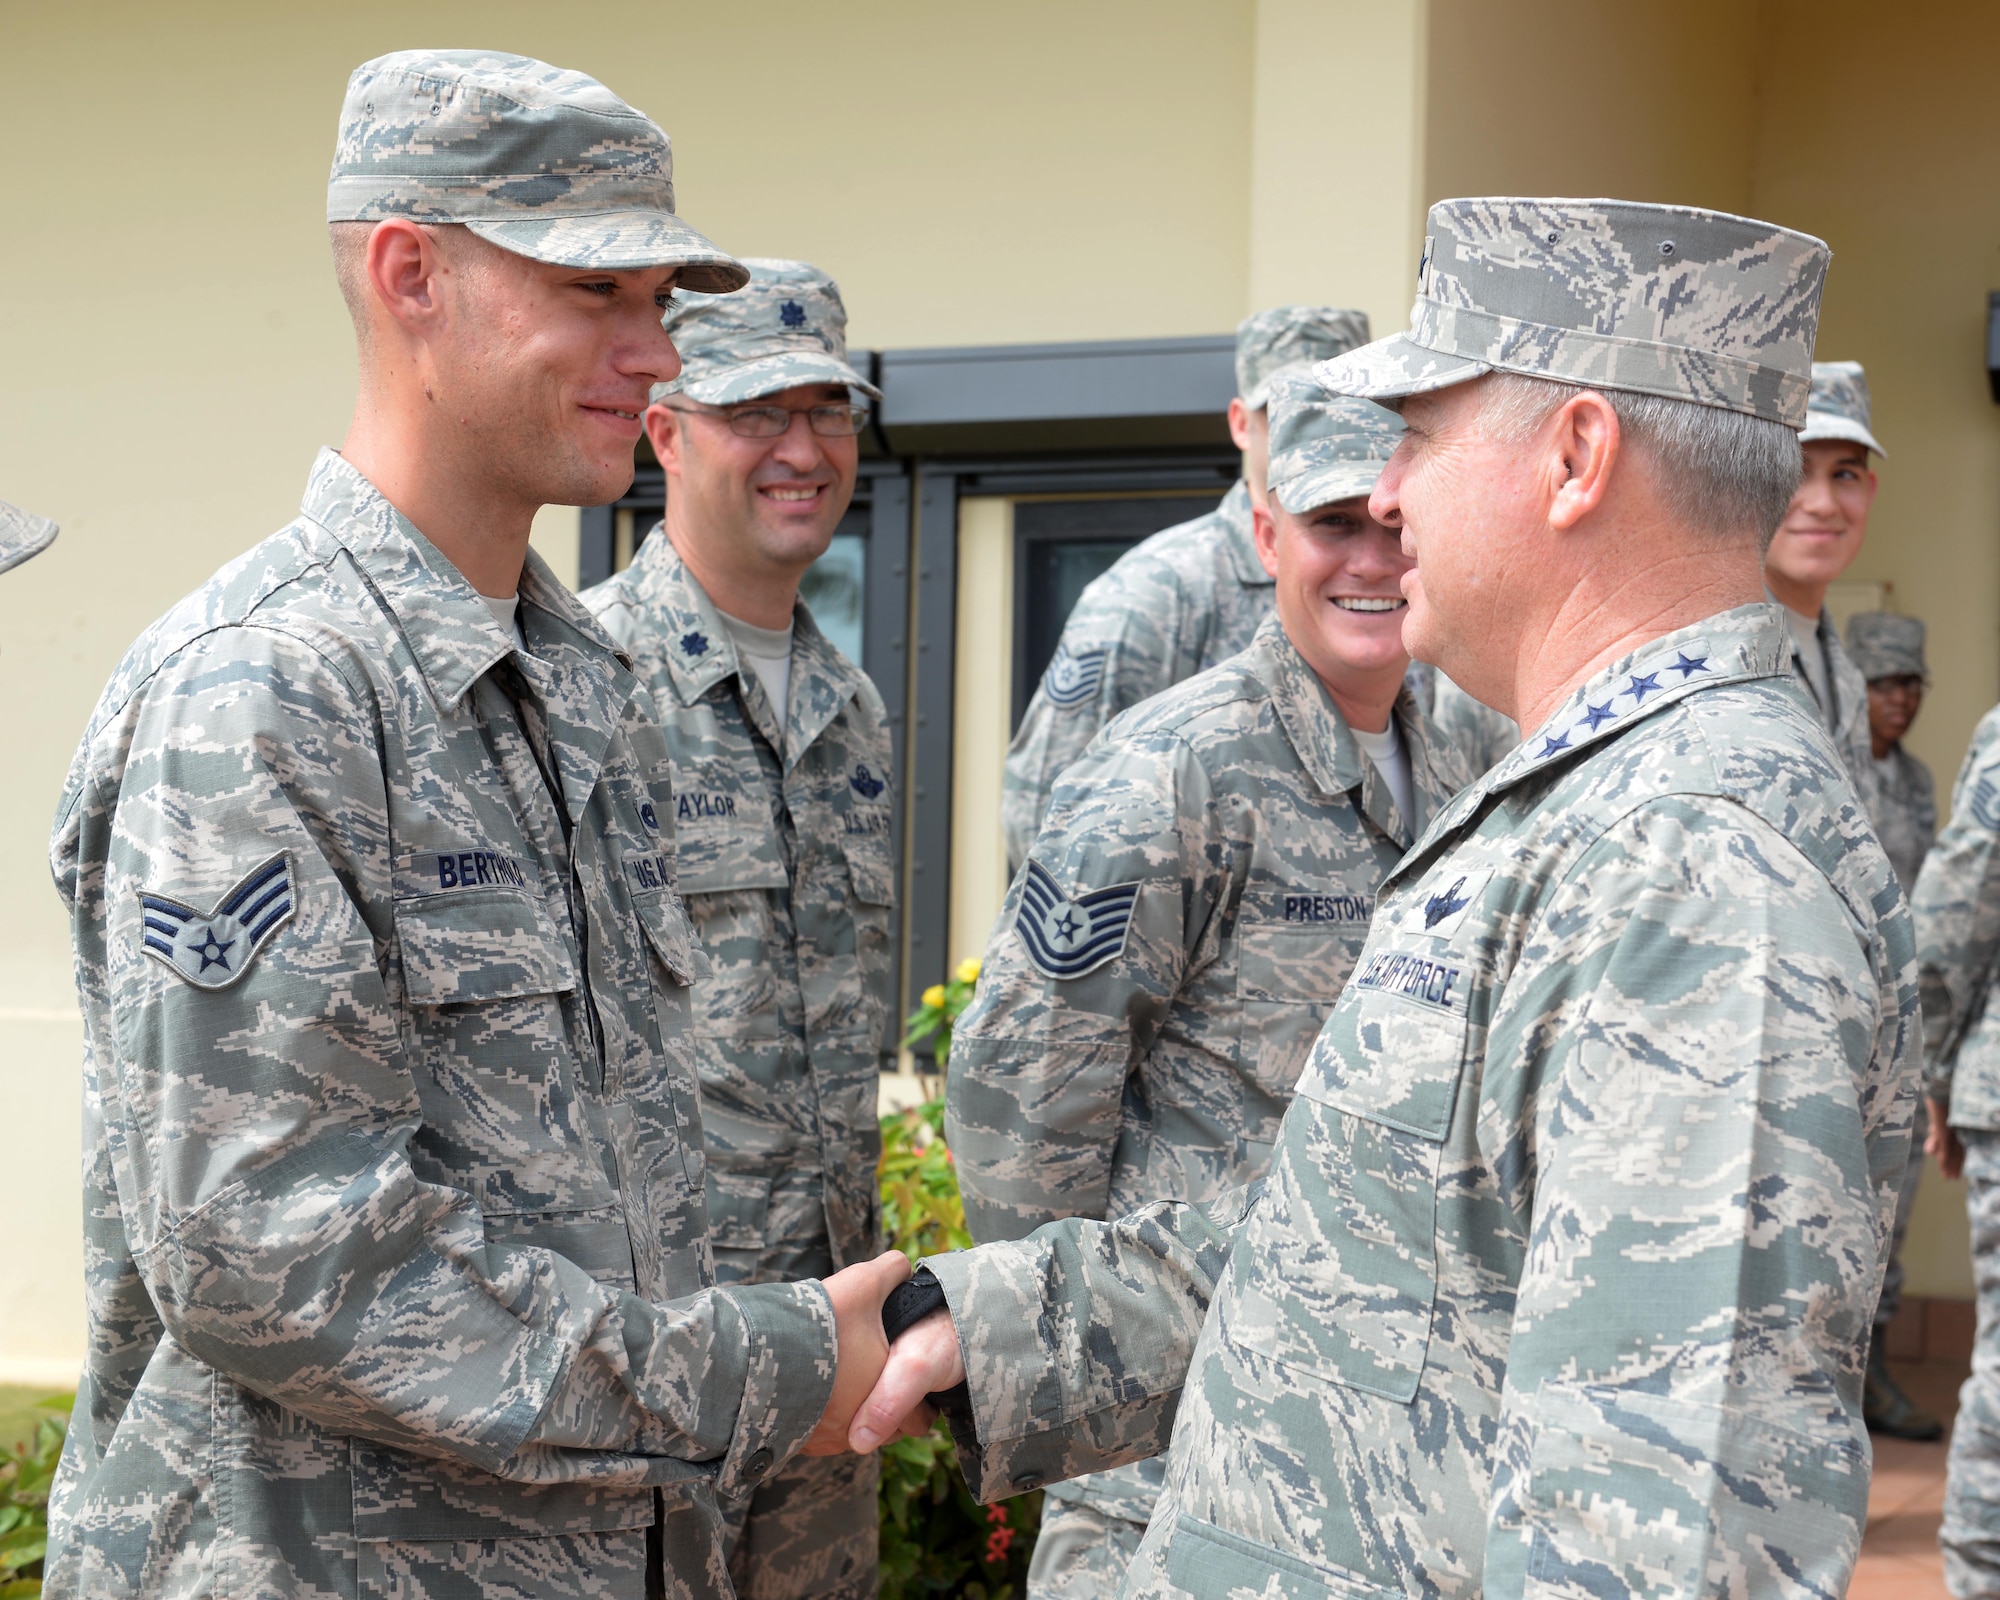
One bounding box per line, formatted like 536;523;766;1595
1226;950;1472;1403
841;827;897;1040
1235;919;1369;1100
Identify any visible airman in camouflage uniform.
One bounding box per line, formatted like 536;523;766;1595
1851;611;1937;892
0;500;57;574
999;305;1370;871
861;198;1917;1600
950;379;1468;1597
44;54;905;1600
1914;706;2000;1590
582;259;894;1600
1845;610;1945;1437
1765;360;1886;823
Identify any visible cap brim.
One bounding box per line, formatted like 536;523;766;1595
1272;463;1386;516
674;352;882;406
1313;334;1491;404
1244;357;1338;411
0;502;58;576
465;212;749;292
1798;414;1886;457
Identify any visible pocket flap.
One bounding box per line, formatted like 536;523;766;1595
394;889;576;1006
632;889;706;986
843;835;896;908
706;1168;773;1250
351;1444;700;1543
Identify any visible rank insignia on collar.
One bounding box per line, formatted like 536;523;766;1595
850;763;885;799
1016;858;1138;980
138;853;296;991
679;630;710;657
1042;642;1108;709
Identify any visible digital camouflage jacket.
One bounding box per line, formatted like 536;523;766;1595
1914;703;2000;1125
46;453;837;1600
949;613;1464;1526
1000;483;1266;872
929;603;1916;1600
584;536;894;1280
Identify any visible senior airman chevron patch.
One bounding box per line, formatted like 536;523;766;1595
1015;857;1138;980
138;853;296;991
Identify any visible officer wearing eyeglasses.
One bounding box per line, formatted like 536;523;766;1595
582;259;895;1600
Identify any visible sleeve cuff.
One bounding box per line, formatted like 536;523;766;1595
711;1280;837;1497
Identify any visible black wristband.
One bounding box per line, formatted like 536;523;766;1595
881;1267;948;1342
879;1266;970;1413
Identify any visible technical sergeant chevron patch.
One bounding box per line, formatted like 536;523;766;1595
1015;857;1138;980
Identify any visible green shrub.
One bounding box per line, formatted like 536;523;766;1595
0;1395;68;1598
877;1094;1040;1598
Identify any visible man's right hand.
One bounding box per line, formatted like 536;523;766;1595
849;1307;965;1452
800;1250;910;1456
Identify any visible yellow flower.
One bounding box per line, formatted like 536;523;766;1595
955;958;982;985
922;984;947;1010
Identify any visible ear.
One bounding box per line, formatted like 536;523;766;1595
363;219;450;340
1251;501;1281;579
647;404;684;480
1227;395;1253;452
1545;390;1621;532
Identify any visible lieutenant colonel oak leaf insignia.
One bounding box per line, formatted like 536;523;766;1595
1015;858;1139;980
1042;642;1108;710
138;853;296;991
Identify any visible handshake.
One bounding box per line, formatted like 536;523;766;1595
801;1251;969;1456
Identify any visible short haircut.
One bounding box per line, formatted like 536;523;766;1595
1478;373;1802;549
328;220;484;354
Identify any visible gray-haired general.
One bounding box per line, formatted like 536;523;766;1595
44;51;906;1600
857;196;1915;1600
582;258;895;1600
947;377;1468;1598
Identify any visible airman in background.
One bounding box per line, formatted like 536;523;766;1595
999;304;1370;871
44;55;905;1600
581;258;895;1600
1764;359;1885;822
862;198;1915;1600
0;501;57;574
948;375;1468;1597
1914;707;2000;1591
1846;610;1945;1441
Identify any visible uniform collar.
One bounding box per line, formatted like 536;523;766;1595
1249;613;1435;847
299;448;629;707
630;529;870;769
1413;602;1790;850
1217;480;1273;588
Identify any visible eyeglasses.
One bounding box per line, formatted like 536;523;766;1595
674;401;872;439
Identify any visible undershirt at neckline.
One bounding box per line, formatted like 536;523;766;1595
720;610;796;733
1350;715;1415;826
480;592;524;649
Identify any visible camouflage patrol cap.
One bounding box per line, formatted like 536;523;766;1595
1263;376;1405;515
0;501;57;576
1316;198;1829;426
1846;611;1926;682
1800;360;1886;456
654;258;879;406
327;51;747;291
1237;306;1372;409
